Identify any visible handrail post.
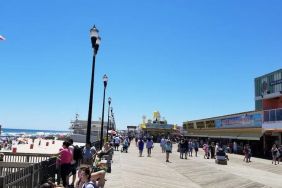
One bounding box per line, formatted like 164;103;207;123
0;176;4;188
31;165;35;188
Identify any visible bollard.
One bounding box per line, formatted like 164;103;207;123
30;144;34;149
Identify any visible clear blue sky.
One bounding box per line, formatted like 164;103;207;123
1;1;281;131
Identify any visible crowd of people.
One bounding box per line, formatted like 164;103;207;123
48;138;114;188
35;135;282;187
133;136;265;164
134;136;173;162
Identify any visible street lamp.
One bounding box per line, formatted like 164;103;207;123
100;74;108;149
110;107;113;130
111;107;116;131
106;97;111;141
86;25;101;144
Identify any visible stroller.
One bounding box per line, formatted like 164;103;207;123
121;140;129;153
215;148;228;165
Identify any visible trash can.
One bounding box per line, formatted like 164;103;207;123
30;144;34;149
46;142;49;146
52;140;55;144
12;147;17;153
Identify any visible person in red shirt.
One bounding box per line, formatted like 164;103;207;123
58;141;72;187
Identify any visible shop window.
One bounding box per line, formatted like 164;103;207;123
187;123;194;129
277;109;282;121
270;110;276;121
196;121;205;129
264;111;269;122
205;120;215;128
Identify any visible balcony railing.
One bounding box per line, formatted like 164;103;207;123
264;108;282;122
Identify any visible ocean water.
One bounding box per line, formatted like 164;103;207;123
1;128;69;136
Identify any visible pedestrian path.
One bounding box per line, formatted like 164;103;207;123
106;143;282;188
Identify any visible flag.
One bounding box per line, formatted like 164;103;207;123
0;35;6;40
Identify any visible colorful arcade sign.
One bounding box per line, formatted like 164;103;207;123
215;113;262;128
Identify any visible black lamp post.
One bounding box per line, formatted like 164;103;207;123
106;97;111;141
86;25;101;144
100;74;108;149
111;108;116;131
110;107;113;130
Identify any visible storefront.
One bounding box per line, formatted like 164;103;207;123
183;69;282;158
184;111;264;156
255;69;282;156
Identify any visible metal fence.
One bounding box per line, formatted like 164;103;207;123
0;153;57;188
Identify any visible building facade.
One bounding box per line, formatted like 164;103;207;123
183;69;282;158
140;111;179;141
255;69;282;154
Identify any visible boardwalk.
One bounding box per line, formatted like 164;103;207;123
106;143;282;188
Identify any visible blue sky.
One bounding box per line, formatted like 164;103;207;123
0;1;281;131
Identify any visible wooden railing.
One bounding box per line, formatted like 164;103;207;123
0;155;57;188
1;152;57;163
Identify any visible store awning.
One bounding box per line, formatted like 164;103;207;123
236;132;263;140
186;128;263;140
187;134;208;138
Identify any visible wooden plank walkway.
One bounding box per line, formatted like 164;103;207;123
105;143;282;188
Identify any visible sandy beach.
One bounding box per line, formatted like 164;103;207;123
1;138;85;154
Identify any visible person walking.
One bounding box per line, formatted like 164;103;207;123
114;136;120;151
233;141;237;154
247;145;252;163
138;138;144;157
146;137;154;157
160;137;166;153
194;140;199;157
181;138;187;159
210;142;215;159
278;145;282;164
165;139;172;162
188;140;193;157
271;144;279;165
179;139;185;159
203;143;209;159
243;144;250;163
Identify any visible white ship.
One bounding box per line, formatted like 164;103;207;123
70;114;108;143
